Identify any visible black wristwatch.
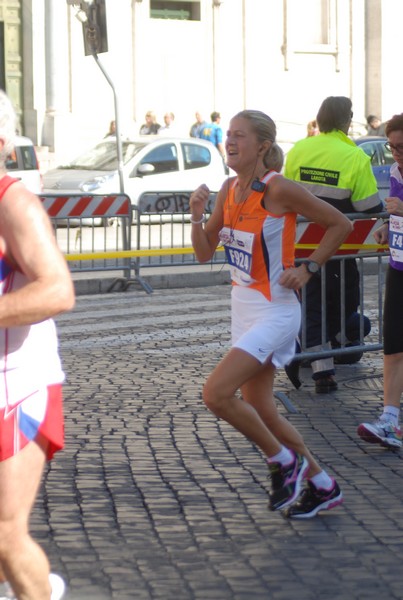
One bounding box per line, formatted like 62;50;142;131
303;260;321;276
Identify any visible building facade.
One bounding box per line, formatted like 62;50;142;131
0;0;400;168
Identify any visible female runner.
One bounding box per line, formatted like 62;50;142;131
189;110;351;519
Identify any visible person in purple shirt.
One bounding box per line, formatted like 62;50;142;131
358;113;403;449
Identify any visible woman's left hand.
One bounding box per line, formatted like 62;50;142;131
279;265;312;290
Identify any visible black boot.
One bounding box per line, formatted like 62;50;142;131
314;375;338;394
285;360;302;390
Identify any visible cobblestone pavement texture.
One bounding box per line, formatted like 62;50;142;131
33;275;403;600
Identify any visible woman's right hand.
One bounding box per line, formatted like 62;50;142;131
373;222;389;245
189;184;210;221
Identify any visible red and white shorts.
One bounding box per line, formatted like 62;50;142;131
0;384;64;462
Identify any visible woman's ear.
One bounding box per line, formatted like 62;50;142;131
259;141;272;155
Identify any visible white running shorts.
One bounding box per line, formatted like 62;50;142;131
231;286;300;368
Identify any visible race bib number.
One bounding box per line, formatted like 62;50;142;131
389;215;403;264
220;227;255;285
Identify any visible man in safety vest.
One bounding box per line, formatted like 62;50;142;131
284;96;383;393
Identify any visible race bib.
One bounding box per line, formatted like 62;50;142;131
389;215;403;264
220;227;255;286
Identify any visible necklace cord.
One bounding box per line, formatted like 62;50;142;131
230;158;264;233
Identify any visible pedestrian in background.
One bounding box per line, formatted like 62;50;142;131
358;113;403;449
0;90;74;600
189;111;207;138
284;96;383;393
158;112;177;136
365;114;386;136
200;111;225;159
104;119;116;138
139;111;161;135
189;109;350;518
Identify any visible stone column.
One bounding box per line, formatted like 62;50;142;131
42;0;71;159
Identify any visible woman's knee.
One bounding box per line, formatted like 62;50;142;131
203;379;230;416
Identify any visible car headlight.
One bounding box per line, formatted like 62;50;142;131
80;174;115;192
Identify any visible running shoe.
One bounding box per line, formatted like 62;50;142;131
283;479;343;519
50;573;66;600
268;451;309;511
0;573;65;600
357;418;402;449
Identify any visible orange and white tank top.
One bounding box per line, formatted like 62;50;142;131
0;175;65;410
219;171;298;303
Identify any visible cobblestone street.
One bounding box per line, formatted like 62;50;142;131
34;280;402;600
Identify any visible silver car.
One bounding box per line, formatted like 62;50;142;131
42;136;228;207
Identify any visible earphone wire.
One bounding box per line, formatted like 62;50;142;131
230;155;260;235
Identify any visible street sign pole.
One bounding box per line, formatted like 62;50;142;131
67;0;128;257
66;0;124;195
92;53;125;196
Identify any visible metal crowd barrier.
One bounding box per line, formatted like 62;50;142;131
40;193;133;281
297;251;387;362
132;190;224;269
295;211;388;361
42;190;390;362
131;195;389;361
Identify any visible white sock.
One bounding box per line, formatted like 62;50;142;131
381;406;400;427
1;574;65;600
0;581;13;597
267;446;294;466
310;470;333;490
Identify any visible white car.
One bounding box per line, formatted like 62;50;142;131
42;137;228;211
6;135;42;193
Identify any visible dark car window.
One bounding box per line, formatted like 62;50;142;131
182;142;211;170
19;146;39;170
6;146;38;171
140;143;179;174
357;141;381;166
357;140;395;167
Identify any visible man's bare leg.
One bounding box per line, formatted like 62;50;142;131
0;441;52;600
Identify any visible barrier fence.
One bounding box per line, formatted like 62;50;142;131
41;193;133;280
42;191;390;363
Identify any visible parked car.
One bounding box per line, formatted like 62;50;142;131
6;135;42;193
42;137;228;223
355;136;393;201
